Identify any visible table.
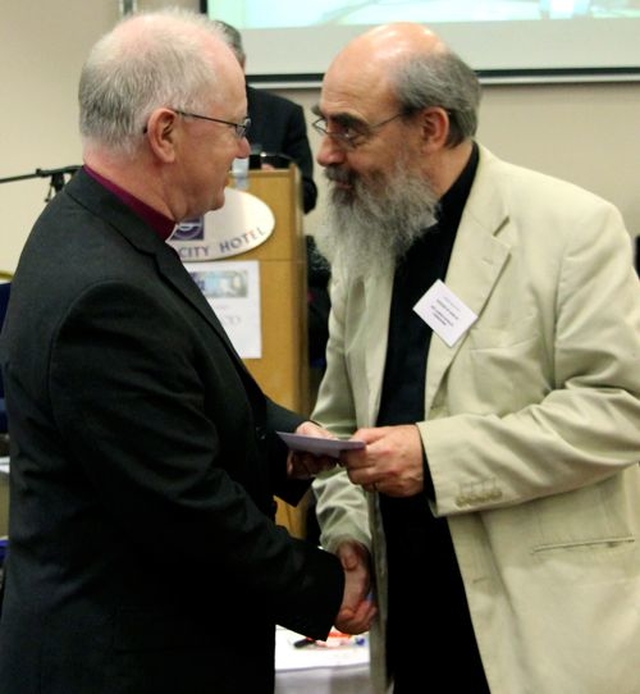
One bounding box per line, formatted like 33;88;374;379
275;626;373;694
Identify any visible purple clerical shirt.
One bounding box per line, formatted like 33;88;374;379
84;165;175;242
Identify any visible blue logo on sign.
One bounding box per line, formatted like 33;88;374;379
173;217;204;240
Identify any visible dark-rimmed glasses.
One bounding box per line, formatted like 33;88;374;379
311;112;405;150
174;109;251;140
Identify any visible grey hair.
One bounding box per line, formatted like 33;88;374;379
79;8;227;156
393;49;481;147
211;19;246;66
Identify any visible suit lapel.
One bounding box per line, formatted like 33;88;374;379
350;148;514;425
424;148;511;414
66;170;244;361
358;148;512;424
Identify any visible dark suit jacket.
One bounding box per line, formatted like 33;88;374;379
247;85;318;213
0;170;343;694
0;281;8;433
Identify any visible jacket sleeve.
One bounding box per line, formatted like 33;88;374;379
48;278;343;638
423;184;640;516
311;269;371;552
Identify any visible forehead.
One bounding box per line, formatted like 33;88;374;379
319;55;397;121
205;38;247;116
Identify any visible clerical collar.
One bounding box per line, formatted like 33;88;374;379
84;165;175;242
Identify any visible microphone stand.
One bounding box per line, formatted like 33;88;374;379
0;165;81;202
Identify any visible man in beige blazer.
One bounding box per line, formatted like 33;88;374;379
310;22;640;694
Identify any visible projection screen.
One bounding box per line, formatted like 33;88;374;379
200;0;640;85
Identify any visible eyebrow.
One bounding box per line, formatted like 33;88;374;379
312;105;368;130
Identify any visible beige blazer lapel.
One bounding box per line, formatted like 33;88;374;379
425;149;511;415
356;147;513;424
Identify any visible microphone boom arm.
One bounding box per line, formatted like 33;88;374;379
0;165;81;200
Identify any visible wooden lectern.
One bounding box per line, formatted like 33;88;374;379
229;165;311;539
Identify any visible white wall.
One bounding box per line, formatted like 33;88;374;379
0;0;198;273
1;1;639;273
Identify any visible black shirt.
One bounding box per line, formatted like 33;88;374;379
376;143;490;693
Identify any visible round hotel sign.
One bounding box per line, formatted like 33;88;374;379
169;187;275;261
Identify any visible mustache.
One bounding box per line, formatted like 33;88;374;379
324;166;353;185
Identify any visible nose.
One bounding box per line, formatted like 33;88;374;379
316;135;347;168
237;136;251;158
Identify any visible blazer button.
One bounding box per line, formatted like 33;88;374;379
455;494;469;508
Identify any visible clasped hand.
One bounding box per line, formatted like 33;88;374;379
334;541;377;635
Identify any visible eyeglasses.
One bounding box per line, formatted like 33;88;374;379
311;112;406;150
174;109;251;140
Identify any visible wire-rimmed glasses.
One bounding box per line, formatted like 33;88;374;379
173;109;251;139
311;112;405;150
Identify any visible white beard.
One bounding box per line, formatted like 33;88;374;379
314;156;440;279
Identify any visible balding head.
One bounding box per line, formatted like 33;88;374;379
333;22;445;71
323;22;480;148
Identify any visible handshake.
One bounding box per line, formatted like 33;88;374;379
282;422;378;635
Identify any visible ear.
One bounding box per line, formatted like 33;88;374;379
144;108;180;163
418;106;450;152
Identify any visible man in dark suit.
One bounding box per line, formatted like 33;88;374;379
0;9;374;694
247;86;318;214
213;20;318;214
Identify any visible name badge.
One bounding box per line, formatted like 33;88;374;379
413;280;477;347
